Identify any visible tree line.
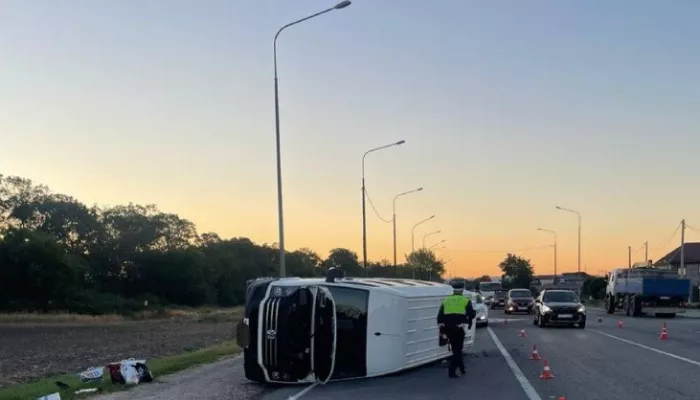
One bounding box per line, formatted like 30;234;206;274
0;174;445;315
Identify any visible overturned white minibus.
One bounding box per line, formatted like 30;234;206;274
236;268;476;385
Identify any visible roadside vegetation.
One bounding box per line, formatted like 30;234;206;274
0;174;448;393
0;174;446;319
0;341;239;400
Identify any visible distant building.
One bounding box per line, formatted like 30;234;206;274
532;272;592;296
653;242;700;301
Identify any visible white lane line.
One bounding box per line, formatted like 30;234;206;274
487;327;542;400
589;328;700;367
287;382;320;400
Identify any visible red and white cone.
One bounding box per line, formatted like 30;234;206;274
519;328;526;338
529;345;541;360
618;320;624;328
659;322;669;340
540;360;554;380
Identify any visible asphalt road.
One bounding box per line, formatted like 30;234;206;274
96;309;700;400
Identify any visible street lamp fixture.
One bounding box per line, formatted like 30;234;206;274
555;205;581;273
429;239;447;250
392;187;424;269
361;139;406;276
411;215;435;253
423;230;441;249
537;228;558;283
273;1;352;277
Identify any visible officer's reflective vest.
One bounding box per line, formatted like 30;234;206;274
442;294;469;315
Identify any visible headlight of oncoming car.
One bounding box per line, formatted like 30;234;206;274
578;305;586;313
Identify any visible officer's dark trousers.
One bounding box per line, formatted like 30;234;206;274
446;326;465;375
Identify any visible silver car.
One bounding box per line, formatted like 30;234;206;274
464;291;489;327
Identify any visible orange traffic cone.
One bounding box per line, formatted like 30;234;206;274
519;328;526;337
529;345;541;360
659;322;668;340
618;320;623;328
540;360;554;380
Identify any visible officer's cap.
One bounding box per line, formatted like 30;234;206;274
451;281;465;290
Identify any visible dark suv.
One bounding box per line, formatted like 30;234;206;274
534;289;586;329
505;289;534;314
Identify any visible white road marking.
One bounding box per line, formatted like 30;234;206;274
589;328;700;367
287;382;320;400
487;327;543;400
490;318;525;323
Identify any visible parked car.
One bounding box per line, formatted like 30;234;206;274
505;288;535;314
533;289;586;329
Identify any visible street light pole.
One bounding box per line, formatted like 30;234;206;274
411;215;435;253
429;239;446;250
556;205;581;274
393;187;424;271
537;228;557;283
361;140;406;277
273;1;352;278
423;230;441;249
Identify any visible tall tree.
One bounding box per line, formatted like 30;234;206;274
406;249;445;281
498;253;534;289
323;248;362;276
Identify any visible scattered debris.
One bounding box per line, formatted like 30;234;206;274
37;393;61;400
38;357;154;400
75;388;99;395
79;366;104;383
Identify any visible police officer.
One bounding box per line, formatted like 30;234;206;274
437;280;476;378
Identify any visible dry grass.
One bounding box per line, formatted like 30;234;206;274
0;306;243;325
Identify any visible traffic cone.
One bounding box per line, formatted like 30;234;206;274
558;397;566;400
539;360;554;380
659;322;668;340
618;320;623;328
529;345;541;360
519;328;526;337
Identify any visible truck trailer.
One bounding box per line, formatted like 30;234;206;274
604;267;690;318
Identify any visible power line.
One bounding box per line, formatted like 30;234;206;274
363;187;392;223
630;243;646;253
685;223;700;235
452;244;553;254
651;223;681;251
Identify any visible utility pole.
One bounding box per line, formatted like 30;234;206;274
628;246;632;269
553;242;558;282
361;140;406;277
681;219;689;302
644;241;649;266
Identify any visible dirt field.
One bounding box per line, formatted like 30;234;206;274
0;309;240;388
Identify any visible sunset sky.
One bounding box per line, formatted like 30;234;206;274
3;1;700;278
